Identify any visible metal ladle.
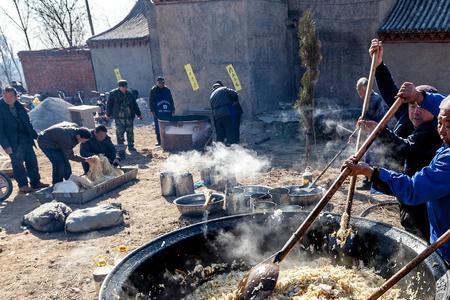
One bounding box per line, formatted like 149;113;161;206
236;97;403;300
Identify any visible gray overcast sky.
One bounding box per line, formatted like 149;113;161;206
0;0;137;52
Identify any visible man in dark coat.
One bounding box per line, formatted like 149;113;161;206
107;80;143;152
209;81;242;144
359;39;446;240
0;86;48;193
80;125;119;173
149;77;175;146
37;122;93;184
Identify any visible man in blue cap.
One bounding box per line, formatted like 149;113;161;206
149;76;175;146
345;95;450;263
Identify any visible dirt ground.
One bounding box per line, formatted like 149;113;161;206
0;125;403;300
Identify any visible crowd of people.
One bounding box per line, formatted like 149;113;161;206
347;39;450;263
0;76;243;193
1;38;449;263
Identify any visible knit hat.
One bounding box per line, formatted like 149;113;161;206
420;91;446;117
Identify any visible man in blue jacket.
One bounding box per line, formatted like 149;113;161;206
149;77;175;146
0;86;48;193
345;95;450;263
80;125;119;173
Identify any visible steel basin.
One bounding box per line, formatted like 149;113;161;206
287;185;324;206
240;185;272;197
173;193;224;217
100;213;450;300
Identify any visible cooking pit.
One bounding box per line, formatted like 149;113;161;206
100;212;450;299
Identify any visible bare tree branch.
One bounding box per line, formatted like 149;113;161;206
0;0;33;50
30;0;87;48
0;26;22;83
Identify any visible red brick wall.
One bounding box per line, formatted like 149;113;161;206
18;48;97;96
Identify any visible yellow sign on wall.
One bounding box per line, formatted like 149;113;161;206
114;68;122;81
226;64;242;91
184;64;199;91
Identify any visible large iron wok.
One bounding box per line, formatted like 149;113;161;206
100;212;450;300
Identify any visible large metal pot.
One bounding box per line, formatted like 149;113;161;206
173;193;224;217
158;115;213;152
160;172;176;197
287;185;324;206
174;173;194;196
100;213;450;299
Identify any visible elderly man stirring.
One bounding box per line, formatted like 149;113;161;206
358;40;445;239
345;94;450;263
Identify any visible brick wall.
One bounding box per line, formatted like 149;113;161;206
18;48;97;96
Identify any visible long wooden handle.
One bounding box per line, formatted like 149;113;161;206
309;127;359;188
203;190;213;208
273;97;403;264
368;229;450;300
341;51;378;230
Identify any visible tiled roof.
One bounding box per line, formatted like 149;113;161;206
379;0;450;42
87;0;150;44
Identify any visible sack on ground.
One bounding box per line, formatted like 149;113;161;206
53;180;80;193
23;201;72;232
65;204;123;233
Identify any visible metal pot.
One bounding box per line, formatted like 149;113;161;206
160;172;176;197
252;200;276;213
174;173;194;196
269;187;290;205
173;193;224;217
240;185;272;197
225;187;247;214
287;185;324;206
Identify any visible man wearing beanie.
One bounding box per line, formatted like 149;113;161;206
107;80;143;152
345;96;450;263
360;39;446;239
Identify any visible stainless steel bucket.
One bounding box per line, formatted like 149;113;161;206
202;167;237;191
174;173;194;196
269;187;290;205
160;172;176;197
225;187;247;214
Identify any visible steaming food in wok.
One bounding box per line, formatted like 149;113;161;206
183;259;406;300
